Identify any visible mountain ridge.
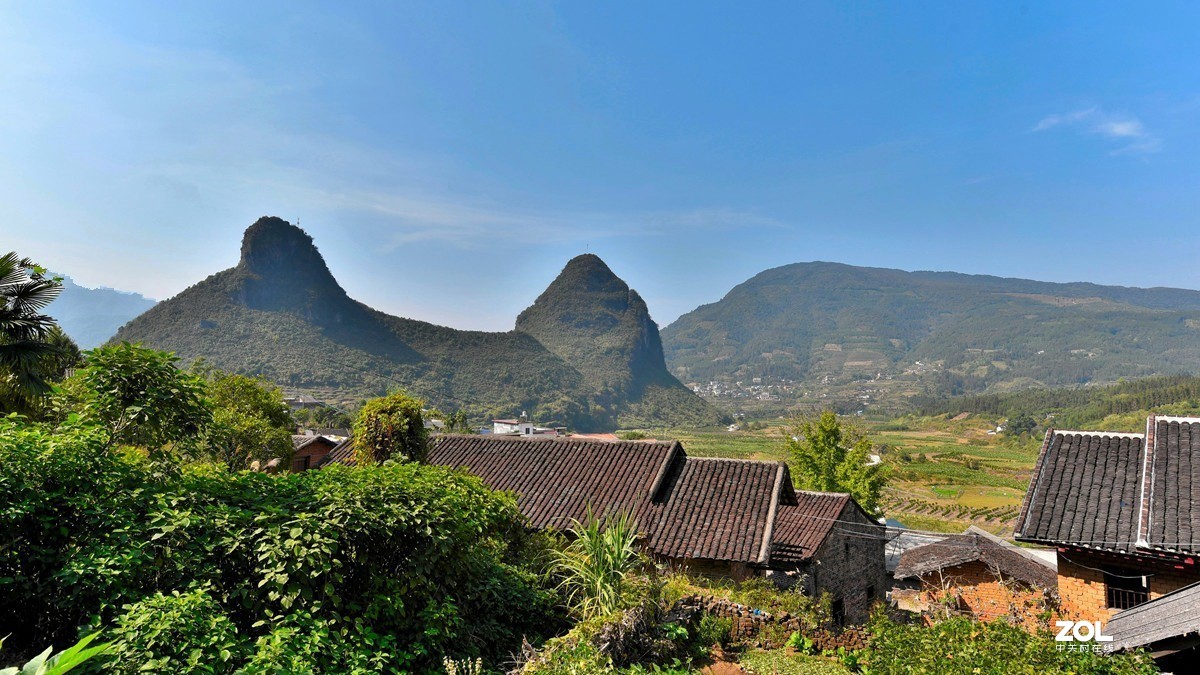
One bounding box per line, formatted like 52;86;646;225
662;261;1200;406
49;274;157;349
114;217;725;430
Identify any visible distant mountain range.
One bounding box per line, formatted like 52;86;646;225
113;217;725;431
661;262;1200;403
49;275;156;349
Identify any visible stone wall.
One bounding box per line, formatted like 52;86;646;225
671;594;868;651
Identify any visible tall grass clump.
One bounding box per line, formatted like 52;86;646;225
554;510;643;619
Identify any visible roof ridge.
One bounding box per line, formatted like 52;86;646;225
1051;429;1145;439
685;456;785;465
792;488;852;498
1150;415;1200;423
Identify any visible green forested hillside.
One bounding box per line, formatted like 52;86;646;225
915;374;1200;430
113;217;724;430
662;262;1200;403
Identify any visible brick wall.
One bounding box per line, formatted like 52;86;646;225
807;503;888;625
1056;549;1200;623
291;440;336;472
918;560;1050;626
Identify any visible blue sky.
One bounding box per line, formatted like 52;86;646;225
3;1;1199;330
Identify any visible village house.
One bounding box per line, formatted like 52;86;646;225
426;434;887;624
893;525;1057;623
491;413;565;437
289;434;341;472
1015;416;1200;625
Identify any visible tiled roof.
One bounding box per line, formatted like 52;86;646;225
428;435;681;531
646;458;790;563
1016;416;1200;558
425;434;868;566
1015;430;1145;553
292;435;338;452
895;526;1057;589
1108;580;1200;651
770;492;854;564
1142;417;1200;555
319;438;356;466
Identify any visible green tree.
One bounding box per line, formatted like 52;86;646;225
352;391;429;464
0;253;68;413
59;343;210;450
202;373;295;471
1004;411;1038;437
784;410;887;514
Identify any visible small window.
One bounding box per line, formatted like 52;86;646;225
1104;568;1149;610
292;455;311;472
844;540;851;556
832;598;845;626
866;585;875;600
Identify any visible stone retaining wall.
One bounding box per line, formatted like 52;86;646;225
671;594;868;651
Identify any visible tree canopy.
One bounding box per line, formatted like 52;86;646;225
0;253;80;414
352;390;430;464
57;342;210;451
784;410;888;514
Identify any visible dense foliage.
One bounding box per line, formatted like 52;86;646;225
352;390;430;464
55;343;210;450
863;613;1158;674
663;261;1200;397
202;372;295;470
0;420;559;672
785;411;887;513
113;217;724;431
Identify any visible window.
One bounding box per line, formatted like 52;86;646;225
832;598;845;626
866;585;875;600
1104;568;1149;610
844;540;851;556
292;455;311;472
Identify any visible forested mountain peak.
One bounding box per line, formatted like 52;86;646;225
114;219;723;430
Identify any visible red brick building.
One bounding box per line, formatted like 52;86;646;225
289;434;341;472
894;525;1057;624
1015;416;1200;623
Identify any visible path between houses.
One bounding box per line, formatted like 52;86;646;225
701;649;749;675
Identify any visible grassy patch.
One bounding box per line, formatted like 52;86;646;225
739;649;852;675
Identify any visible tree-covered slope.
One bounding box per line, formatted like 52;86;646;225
662;261;1200;397
113;217;723;430
515;254;720;428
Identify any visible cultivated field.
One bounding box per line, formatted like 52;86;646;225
632;413;1042;536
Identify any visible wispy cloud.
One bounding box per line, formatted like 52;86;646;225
1032;106;1161;154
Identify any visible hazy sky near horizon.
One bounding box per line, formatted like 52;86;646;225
3;2;1200;331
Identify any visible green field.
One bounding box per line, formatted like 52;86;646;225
629;414;1042;536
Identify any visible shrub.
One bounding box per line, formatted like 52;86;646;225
695;615;732;649
864;612;1159;674
785;631;815;654
0;419;559;672
352;390;429;464
105;589;243;673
